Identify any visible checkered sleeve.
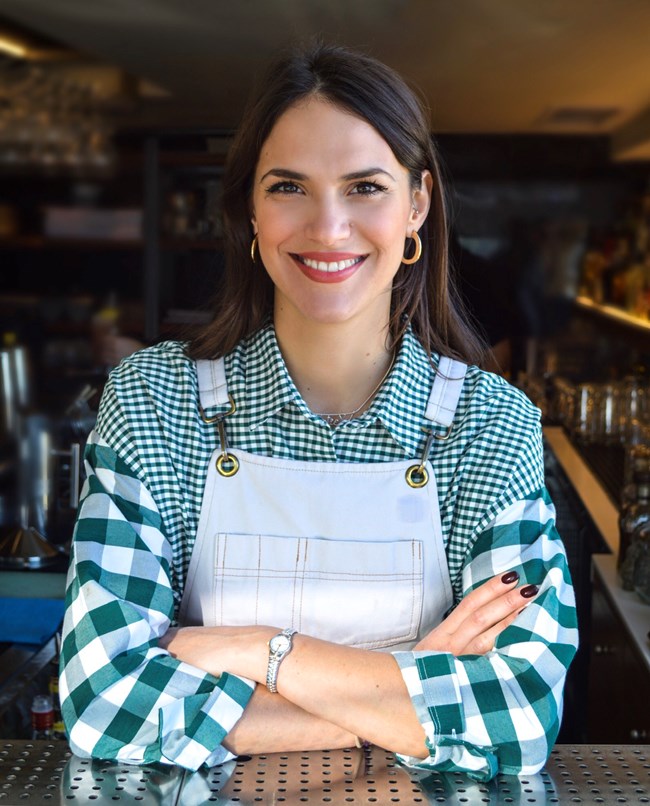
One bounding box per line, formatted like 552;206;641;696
393;412;578;780
59;427;255;770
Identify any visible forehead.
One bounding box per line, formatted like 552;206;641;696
255;97;402;174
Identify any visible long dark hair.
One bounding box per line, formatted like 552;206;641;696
189;41;486;365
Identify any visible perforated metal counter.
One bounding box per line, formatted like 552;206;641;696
1;741;649;804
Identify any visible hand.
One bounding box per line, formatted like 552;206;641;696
414;571;538;655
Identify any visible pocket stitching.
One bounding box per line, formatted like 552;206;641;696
214;532;423;648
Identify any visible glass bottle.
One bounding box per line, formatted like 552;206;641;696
618;467;650;576
31;694;54;740
603;235;631;307
633;523;650;603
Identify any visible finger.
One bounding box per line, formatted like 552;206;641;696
458;609;521;656
445;583;539;654
438;570;521;634
415;585;535;653
414;572;521;650
460;587;540;656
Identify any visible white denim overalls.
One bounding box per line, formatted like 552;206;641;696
179;356;467;651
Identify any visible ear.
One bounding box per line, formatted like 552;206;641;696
409;170;433;233
251;216;257;235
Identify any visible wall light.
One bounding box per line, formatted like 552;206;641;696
0;35;27;59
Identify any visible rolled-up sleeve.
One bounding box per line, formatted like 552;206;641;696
59;430;255;770
393;487;578;780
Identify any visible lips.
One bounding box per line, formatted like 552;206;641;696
291;252;367;284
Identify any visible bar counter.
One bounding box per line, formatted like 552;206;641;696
1;741;649;804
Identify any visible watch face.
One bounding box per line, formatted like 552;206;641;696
270;634;291;654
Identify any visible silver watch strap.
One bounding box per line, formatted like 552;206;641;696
266;628;297;693
266;657;281;694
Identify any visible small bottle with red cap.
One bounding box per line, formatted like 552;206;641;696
31;695;54;740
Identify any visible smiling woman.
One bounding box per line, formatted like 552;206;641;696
249;97;433;412
59;41;578;780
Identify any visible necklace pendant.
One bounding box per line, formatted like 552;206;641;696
323;413;345;427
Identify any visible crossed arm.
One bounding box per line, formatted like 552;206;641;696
61;432;575;774
160;571;537;757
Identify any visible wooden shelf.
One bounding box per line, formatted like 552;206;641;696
575;296;650;336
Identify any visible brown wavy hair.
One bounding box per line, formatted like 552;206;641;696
188;41;486;365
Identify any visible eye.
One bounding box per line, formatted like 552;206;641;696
351;181;389;196
265;181;302;195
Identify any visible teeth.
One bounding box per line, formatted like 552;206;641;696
300;256;361;272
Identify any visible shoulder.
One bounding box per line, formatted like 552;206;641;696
459;364;541;438
97;341;198;428
113;339;194;380
457;366;544;501
453;365;544;490
106;341;197;398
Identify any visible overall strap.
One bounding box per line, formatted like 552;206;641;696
196;357;230;409
424;356;468;428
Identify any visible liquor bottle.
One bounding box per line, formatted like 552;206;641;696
632;522;650;603
618;460;650;577
623;252;646;315
604;236;632;307
31;694;54;740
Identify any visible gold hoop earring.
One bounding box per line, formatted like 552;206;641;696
402;231;422;265
250;234;258;262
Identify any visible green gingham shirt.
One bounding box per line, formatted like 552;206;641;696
59;324;577;780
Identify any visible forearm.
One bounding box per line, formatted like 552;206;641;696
162;625;427;758
221;631;428;758
275;635;428;758
223;685;358;755
162;563;544;763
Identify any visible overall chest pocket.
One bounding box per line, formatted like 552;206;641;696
207;533;424;649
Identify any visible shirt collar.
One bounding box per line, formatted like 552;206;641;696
373;328;438;457
241;323;439;455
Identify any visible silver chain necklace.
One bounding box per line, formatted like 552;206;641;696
315;351;396;428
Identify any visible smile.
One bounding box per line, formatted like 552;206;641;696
291;253;367;284
295;255;365;273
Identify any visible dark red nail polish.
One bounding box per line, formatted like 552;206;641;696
501;571;519;584
520;584;539;598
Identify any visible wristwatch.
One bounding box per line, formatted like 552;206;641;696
266;628;298;693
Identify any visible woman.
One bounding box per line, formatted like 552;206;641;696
59;42;577;780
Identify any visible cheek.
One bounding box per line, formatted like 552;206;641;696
256;206;299;247
367;213;409;256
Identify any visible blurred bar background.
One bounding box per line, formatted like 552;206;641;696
1;0;650;745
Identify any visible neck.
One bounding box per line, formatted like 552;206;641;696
274;317;394;418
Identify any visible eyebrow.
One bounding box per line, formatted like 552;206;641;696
259;167;396;183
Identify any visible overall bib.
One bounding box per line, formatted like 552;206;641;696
180;356;467;652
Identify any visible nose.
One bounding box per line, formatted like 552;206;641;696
304;194;351;245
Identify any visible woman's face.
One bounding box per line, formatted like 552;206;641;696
251;96;431;335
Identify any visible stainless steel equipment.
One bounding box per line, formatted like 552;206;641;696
0;343;95;569
0;742;649;804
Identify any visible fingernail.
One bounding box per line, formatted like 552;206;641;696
520;584;539;598
501;571;519;584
